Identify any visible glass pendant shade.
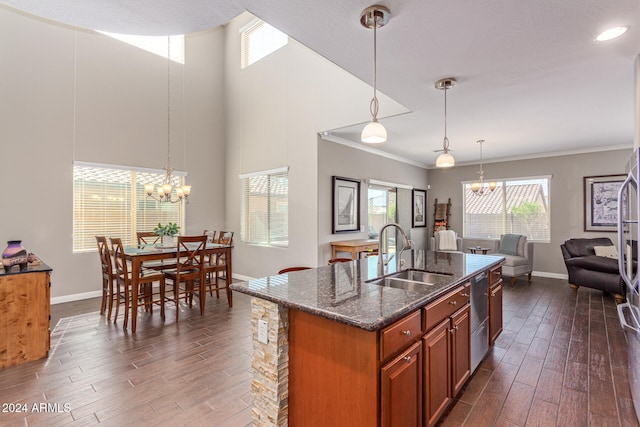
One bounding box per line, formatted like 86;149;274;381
436;152;455;168
488;181;497;191
470;182;482;193
361;120;387;143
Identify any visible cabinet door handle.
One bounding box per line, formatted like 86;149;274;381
449;329;455;334
460;293;469;297
449;300;457;306
404;356;412;363
401;330;411;336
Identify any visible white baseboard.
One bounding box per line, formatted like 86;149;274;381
531;271;568;280
51;290;102;305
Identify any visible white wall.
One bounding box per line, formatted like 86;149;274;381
0;6;225;298
427;148;633;276
223;13;408;278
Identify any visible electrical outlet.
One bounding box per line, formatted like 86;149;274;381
258;319;268;344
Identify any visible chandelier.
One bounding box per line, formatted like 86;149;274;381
470;139;497;195
434;78;456;168
360;5;391;144
145;36;191;204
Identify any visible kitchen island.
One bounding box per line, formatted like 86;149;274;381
230;250;504;426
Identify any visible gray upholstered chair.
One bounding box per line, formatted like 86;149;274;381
430;230;463;252
498;234;534;284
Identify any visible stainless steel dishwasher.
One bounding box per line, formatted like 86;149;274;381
470;271;489;373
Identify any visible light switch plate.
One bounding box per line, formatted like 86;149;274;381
258;319;268;344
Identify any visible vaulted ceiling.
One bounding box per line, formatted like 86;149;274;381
3;0;639;167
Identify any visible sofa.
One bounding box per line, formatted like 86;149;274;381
560;237;626;303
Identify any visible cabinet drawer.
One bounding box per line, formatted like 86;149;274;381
489;266;502;286
380;310;421;361
424;285;470;332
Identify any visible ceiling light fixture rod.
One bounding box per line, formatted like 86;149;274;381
360;5;390;144
471;139;497;195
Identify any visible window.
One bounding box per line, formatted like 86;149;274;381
463;176;550;242
240;20;288;68
240;167;289;246
96;32;185;64
73;162;185;252
367;184;397;240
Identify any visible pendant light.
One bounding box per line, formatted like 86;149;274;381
360;5;390;144
434;78;456;167
470;139;497;195
145;36;191;204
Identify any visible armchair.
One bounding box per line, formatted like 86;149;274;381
560;237;625;303
498;234;534;284
430;230;463;252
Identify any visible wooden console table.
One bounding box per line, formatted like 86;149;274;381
0;262;52;369
330;239;379;260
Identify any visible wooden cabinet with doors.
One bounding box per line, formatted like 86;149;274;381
0;265;52;369
488;265;503;345
422;284;471;427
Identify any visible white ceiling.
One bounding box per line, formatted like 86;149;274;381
4;0;640;167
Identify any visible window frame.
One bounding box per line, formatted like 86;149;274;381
462;175;551;243
73;161;185;252
240;166;289;247
240;19;288;69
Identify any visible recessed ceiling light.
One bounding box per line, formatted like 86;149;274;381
595;26;628;42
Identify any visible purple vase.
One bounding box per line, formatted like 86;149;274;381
2;240;28;272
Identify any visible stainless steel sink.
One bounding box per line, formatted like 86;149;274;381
367;269;453;291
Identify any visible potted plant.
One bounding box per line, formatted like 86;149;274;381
153;222;180;246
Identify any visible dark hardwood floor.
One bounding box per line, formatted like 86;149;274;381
0;276;637;426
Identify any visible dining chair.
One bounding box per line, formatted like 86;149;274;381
203;229;217;243
111;237;166;332
164;235;208;321
136;231;160;246
136;231;175;270
277;267;312;274
205;231;234;292
328;258;352;265
95;236;115;318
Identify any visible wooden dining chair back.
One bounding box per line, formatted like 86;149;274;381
95;236;115;318
111;237;166;332
328;258;353;265
164;235;207;321
203;230;217;243
215;231;234;245
277;267;312;274
136;231;160;246
204;231;234;300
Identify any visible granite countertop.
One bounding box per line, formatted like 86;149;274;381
230;250;504;331
0;261;52;276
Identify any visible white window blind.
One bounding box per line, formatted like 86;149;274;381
240;20;288;69
73;163;184;252
240;168;289;246
463;176;551;242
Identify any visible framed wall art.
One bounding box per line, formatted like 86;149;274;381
583;174;625;232
332;176;361;233
412;188;427;228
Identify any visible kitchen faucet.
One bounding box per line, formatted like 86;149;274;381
377;223;412;277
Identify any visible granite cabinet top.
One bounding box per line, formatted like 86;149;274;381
230;250;504;331
0;261;52;276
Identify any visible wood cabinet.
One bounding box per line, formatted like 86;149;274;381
422;284;470;427
0;268;51;369
288;278;490;427
381;341;422;427
489;265;503;345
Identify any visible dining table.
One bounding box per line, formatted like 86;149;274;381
123;242;233;332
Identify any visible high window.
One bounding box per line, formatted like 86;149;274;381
240;167;289;247
240;20;288;68
73;162;185;251
463;176;551;242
